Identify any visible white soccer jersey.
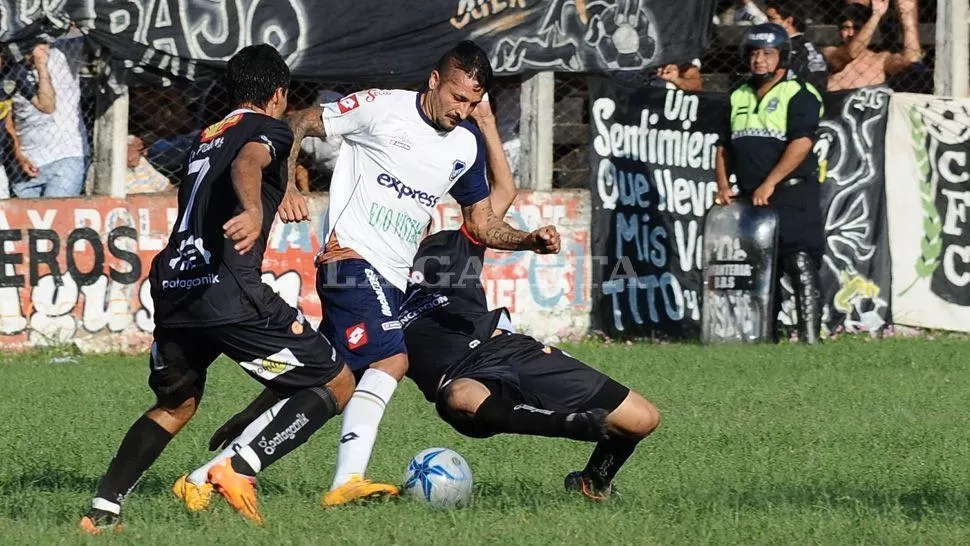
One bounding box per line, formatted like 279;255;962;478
319;89;490;291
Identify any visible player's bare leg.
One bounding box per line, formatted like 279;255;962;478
323;353;407;507
566;391;660;500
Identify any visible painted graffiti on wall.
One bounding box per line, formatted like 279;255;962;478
0;191;590;351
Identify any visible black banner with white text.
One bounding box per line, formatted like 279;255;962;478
589;79;893;339
1;0;715;85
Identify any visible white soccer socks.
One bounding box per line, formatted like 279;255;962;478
330;368;399;489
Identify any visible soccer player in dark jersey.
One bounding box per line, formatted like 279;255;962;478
79;45;355;534
204;98;660;500
397;179;660;499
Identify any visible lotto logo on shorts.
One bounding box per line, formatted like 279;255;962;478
338;94;359;114
346;323;369;349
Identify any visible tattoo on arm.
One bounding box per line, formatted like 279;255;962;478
464;200;532;251
284;107;327;188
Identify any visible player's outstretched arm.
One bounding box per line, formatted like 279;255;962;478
284;106;327;185
277;106;325;222
224;141;272;254
469;95;517;219
461;197;561;254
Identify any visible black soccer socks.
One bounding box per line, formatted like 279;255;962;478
584;436;640;491
94;415;174;510
229;386;338;475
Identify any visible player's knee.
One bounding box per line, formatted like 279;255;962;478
436;380;496;440
370;353;409;381
607;391;660;440
151;395;198;430
441;378;491;418
326;364;357;410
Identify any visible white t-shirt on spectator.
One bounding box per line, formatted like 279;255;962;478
13;39;86;167
319;89;490;291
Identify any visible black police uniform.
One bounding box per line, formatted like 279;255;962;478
719;27;826;343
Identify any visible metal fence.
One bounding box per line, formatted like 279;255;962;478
0;0;940;197
550;0;938;189
0;32;102;199
125;74;524;195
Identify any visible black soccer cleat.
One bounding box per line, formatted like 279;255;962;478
563;408;611;442
564;471;616;501
79;508;123;535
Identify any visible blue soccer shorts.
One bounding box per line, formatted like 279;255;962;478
315;258;406;371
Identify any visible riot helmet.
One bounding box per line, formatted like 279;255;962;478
741;23;791;75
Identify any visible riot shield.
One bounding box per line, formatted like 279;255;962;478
700;200;779;344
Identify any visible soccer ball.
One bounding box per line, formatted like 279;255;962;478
402;447;474;508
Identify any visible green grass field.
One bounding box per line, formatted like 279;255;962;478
2;337;970;544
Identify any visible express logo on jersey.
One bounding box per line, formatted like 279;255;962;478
377;172;439;207
200;114;243;142
338;94;360;114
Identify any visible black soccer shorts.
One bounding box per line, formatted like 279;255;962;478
148;310;345;407
435;333;630;437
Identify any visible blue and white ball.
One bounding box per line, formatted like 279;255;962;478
402;447;474;508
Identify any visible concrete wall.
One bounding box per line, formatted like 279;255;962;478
0;190;591;352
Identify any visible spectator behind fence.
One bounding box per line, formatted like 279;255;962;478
823;0;922;91
126;135;174;194
1;44;54;199
10;35;87;198
765;0;829;91
842;0;904;52
654;59;704;91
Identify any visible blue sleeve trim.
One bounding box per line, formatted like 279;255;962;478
449;121;490;207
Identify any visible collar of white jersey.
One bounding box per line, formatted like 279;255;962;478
414;93;440;131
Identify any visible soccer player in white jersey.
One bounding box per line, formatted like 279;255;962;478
171;41;561;510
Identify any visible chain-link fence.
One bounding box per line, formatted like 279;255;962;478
705;0;935;93
550;0;938;189
1;1;941;198
1;31;101;199
127;75;523;195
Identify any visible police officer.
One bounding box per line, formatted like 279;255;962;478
714;23;825;344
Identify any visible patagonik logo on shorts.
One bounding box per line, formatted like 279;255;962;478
900;99;970;304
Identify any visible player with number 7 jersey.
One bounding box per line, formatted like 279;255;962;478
148;110;290;325
81;45;356;534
